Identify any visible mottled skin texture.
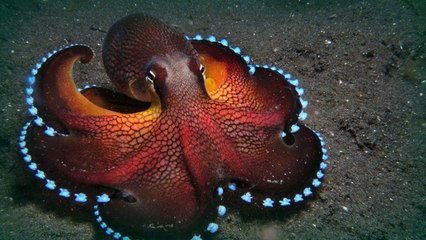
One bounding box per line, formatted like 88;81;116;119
27;14;322;234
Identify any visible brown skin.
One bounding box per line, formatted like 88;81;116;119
103;14;198;102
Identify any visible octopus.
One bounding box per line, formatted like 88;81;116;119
18;14;328;239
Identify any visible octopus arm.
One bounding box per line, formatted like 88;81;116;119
192;40;301;126
235;125;323;196
28;45;164;190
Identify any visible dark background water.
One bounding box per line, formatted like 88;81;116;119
0;0;424;239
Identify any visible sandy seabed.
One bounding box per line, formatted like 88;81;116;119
0;1;424;239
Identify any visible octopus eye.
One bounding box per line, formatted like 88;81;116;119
146;70;156;84
199;64;205;74
199;64;206;81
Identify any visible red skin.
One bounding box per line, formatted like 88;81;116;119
28;14;322;234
